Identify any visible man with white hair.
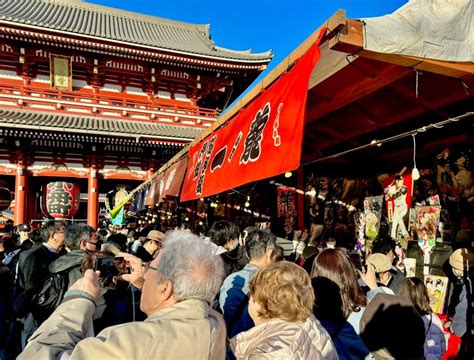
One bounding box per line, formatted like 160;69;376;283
19;231;226;359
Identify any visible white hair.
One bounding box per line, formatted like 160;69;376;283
156;230;224;303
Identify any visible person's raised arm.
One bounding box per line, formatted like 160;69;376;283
19;270;100;359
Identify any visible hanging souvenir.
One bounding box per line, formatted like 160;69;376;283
215;203;225;217
384;174;413;240
363;196;383;240
413;206;441;254
354;211;365;250
424;275;448;314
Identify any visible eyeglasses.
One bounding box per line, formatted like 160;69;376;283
148;239;162;246
143;263;158;271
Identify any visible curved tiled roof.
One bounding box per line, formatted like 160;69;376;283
0;0;273;62
0;108;203;141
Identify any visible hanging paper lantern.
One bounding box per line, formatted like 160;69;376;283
0;188;12;211
42;181;80;219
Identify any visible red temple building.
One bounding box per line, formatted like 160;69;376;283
0;0;272;227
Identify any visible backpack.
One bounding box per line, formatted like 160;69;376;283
32;270;69;322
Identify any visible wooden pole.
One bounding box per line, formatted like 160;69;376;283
14;166;27;225
87;168;99;228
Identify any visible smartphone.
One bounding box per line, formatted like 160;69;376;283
94;257;122;279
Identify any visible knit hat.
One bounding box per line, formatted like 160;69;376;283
367;253;392;273
449;248;474;271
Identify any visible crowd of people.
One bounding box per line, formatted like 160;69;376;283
0;219;473;359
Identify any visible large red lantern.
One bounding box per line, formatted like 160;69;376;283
0;188;12;211
42;182;80;219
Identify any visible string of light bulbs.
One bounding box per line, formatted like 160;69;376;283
302;111;473;167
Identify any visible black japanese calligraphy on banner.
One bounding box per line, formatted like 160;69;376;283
240;103;271;165
196;135;216;196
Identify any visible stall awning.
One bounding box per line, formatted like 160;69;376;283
363;0;474;62
125;1;473;208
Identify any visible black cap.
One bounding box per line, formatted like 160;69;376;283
18;224;30;232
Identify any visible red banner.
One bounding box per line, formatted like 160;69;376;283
181;31;324;202
277;187;297;217
277;187;297;235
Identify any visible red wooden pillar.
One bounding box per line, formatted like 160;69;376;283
14;166;27;225
87;168;99;228
297;167;305;231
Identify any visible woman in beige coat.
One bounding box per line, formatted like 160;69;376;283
230;262;338;359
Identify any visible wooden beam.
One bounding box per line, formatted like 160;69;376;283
389;83;451;119
329;19;474;79
313;89;470;152
306;63;412;124
307;123;361;147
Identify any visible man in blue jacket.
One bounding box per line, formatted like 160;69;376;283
219;229;276;337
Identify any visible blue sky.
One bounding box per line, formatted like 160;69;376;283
90;0;408;105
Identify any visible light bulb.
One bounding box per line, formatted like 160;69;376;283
245;201;250;208
412;167;420;180
284;171;292;178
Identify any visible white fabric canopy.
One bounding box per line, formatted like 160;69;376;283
363;0;473;62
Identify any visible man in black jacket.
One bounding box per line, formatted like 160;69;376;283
16;221;66;347
49;223;98;295
208;220;247;278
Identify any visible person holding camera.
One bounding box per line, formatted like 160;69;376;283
19;230;226;360
134;230;164;262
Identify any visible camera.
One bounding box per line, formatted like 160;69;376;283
94;256;125;279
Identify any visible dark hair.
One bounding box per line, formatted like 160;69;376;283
65;223;94;250
208;220;240;247
42;221;66;243
97;229;108;240
371;234;396;256
245;229;276;260
30;228;43;243
270;245;285;262
105;233;127;251
399;277;432;315
0;234;17;252
311;248;367;318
